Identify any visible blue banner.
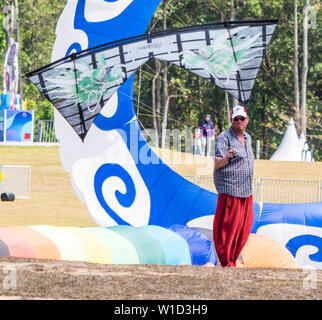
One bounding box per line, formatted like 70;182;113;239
0;110;4;142
5;110;34;142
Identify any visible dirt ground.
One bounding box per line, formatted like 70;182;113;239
0;257;321;300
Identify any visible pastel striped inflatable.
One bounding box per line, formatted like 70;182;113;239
0;227;36;259
0;225;301;268
61;227;113;264
0;225;212;266
6;226;60;260
85;227;139;264
109;225;166;264
29;225;87;262
139;226;191;265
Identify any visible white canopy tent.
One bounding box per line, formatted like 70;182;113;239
270;118;314;162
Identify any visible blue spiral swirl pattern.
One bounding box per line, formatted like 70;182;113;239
286;234;322;263
94;163;136;225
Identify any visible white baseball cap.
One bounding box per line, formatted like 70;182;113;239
231;106;247;119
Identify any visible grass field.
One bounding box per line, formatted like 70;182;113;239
153;147;322;180
0;145;321;227
0;146;94;227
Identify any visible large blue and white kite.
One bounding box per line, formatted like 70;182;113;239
27;0;321;269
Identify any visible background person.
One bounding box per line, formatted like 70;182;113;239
193;127;202;156
200;114;215;157
213;106;255;267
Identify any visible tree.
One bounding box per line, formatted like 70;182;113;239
10;0;65;119
161;0;169;148
230;0;239;108
294;0;300;128
301;0;310;136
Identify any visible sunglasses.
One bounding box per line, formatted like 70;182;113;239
233;116;246;122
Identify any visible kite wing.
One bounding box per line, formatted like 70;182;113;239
27;20;277;140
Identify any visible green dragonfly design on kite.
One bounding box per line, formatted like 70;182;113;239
181;26;262;84
45;53;125;113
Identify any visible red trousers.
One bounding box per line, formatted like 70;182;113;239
213;194;253;267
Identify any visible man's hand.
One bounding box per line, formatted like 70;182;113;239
214;148;237;170
226;148;237;159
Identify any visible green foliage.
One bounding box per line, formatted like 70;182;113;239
0;0;320;160
0;0;65;119
0;13;6;83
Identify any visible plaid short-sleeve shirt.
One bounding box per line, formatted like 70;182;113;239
213;127;254;198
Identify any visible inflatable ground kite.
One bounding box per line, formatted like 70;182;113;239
25;0;321;269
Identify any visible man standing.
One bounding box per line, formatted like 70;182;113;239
213;106;254;267
200;114;215;157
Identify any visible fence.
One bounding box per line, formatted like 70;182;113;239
34;119;59;143
184;175;322;203
0;165;31;199
253;178;321;203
